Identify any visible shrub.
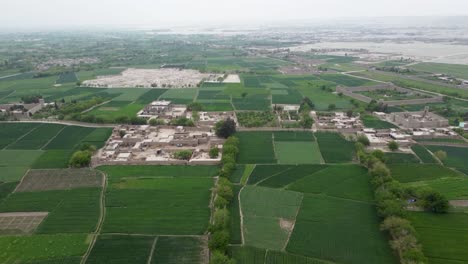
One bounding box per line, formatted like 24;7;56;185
149;118;165;126
433;150;447;161
172;150;192;160
170;117;194;127
214;196;229;208
377;199;406;218
209;147;220;159
212;208;230;231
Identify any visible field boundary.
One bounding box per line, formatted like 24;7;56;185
146;237;159;264
80;170;108;264
282;194;304;251
238;185;246;245
40;125;66;150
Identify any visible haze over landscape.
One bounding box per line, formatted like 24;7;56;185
2;0;468;28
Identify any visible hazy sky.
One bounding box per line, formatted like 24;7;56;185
2;0;468;28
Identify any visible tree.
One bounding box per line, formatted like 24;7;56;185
69;151;92;168
346;109;353;118
299;113;313;128
210;251;235;264
434;150;447;161
215;118;236;138
149;118;164;126
357;135;370;146
187;102;204;111
388;141;399;151
119;130;126;138
208;230;230;252
422;190;449;213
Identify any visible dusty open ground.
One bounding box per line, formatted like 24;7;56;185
0;212;48;234
82;68;223;88
15;169;103;192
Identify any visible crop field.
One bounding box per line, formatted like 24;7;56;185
159;88;197;104
384;152;420;164
388;164;461;183
98;165;218;179
230;185;242;244
271;88;303;104
6;124;65;150
273;131;315;142
56;72;78;84
87;100;144;121
410;62;468;79
32;150;75;169
233;94;271;111
0;234;89;263
135;89;168;104
237;132;277;164
409;212;468;263
318;74;378;87
86;235;155;264
287;195;395;264
229;246;267;264
0;123;40;148
287;165;373;202
425;146;468;175
411;145;437;163
15;169;103;192
240;186;303;250
44;126;95;150
315;132;355;163
101;166;214;235
254;165;327;188
151;236;206;264
290;80;353;110
0;150;44;182
0;188;101;234
361;115;398;129
0;212;48;235
274;141;322;164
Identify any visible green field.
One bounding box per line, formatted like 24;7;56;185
425;145;468;175
0;123;40;148
159;88;197;104
315;132;355;163
237;132;277;164
241;186;303;250
7;124;65;150
287;195;395;264
256;165;327;188
411;145;438;163
0;234;89;263
230;185;242;244
56;72;78;84
361;115;398;129
409;212;468;263
410;62;468;79
0;188;101;233
101;166;215;235
318;74;378;87
86;235;154;264
151;236;205;264
384;152;421;164
274;141;322;164
44;126;95;150
388;164;462;183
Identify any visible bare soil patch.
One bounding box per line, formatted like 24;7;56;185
450;200;468;207
279;218;294;232
0;212;48;234
15;169;103;192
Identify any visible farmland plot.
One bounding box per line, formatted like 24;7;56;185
0;212;48;235
240;186;303;250
44;126;95;150
0;188;101;234
103;177;213;235
384;152;421;164
6;124;65;150
411;145;438;163
409;212;468;263
257;165;328;188
426;145;468;175
0;123;40;149
86;235;154;264
287;195;396;264
0;234;89;264
56;72;78;84
237;132;277;164
315;132;355;163
15;169;103;192
151;236;207;264
274;141;322;164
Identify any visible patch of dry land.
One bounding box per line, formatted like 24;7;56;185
82;68;223;88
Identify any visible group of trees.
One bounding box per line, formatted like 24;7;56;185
215;118;236;138
69;143;97;168
172;150;193;160
209;136;239;264
169;117;195;127
356;141;451;263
